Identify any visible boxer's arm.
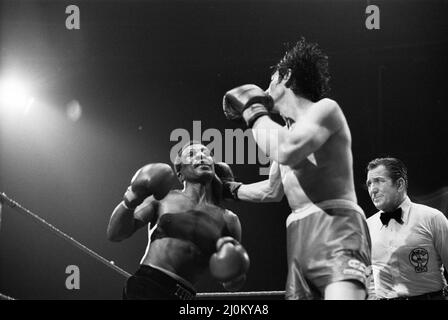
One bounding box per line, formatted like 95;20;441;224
107;196;158;242
108;163;174;241
237;161;284;203
223;209;242;242
218;210;249;291
251;98;343;167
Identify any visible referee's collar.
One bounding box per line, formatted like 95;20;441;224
379;196;412;224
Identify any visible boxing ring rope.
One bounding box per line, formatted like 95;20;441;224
197;291;285;298
0;292;15;300
0;192;131;278
0;192;285;299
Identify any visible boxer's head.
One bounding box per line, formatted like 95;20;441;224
366;157;408;212
174;141;215;184
268;37;330;105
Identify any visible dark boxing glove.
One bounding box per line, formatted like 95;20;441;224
214;162;242;201
214;162;235;183
123;163;177;210
222;181;242;201
209;237;250;286
223;274;246;292
223;84;274;128
211;162;231;205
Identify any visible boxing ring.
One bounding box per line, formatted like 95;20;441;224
0;192;284;300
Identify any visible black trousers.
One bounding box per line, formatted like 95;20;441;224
381;288;448;300
123;265;196;300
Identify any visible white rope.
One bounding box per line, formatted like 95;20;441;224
0;192;131;278
0;292;15;300
197;290;285;298
1;192;285;299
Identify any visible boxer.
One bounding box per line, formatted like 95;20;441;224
107;142;249;299
221;37;372;300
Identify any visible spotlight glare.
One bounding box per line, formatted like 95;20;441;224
0;76;33;114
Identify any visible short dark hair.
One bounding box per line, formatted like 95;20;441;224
274;37;331;102
173;140;205;176
367;157;408;189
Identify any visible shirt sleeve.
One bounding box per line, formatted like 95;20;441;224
430;210;448;269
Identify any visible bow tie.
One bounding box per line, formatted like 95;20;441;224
380;207;403;226
284;117;295;128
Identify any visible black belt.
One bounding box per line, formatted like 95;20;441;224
134;264;196;300
381;288;448;300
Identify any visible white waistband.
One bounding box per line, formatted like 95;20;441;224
286;199;365;227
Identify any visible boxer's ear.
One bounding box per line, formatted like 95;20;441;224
177;171;184;184
282;68;292;82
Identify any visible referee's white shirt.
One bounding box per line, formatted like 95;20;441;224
367;196;448;298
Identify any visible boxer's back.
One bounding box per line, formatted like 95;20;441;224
282;103;357;210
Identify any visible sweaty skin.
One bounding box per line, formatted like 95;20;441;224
280;106;356;208
138;191;237;284
108;143;242;288
239;97;356;209
233;70;366;299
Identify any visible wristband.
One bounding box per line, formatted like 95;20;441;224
231;182;242;200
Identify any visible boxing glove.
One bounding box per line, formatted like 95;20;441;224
223;274;246;292
215;162;242;200
214;162;242;201
214;162;235;182
209;237;250;283
223;84;274;128
222;181;243;201
123;163;177;210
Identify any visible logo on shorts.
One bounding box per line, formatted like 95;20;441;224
343;259;369;280
174;284;194;300
409;248;429;273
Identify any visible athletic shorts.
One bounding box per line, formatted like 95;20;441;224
285;199;372;300
123;264;196;300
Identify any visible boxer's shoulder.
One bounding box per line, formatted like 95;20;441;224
309;98;340;117
222;209;240;231
223;209;237;220
310;98;349;139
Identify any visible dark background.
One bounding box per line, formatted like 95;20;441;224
0;0;447;299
